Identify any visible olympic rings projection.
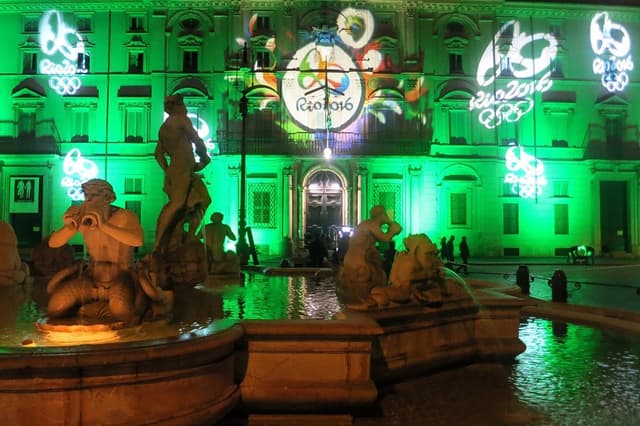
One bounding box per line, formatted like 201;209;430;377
504;146;547;199
39;10;88;96
590;12;634;93
61;148;99;200
471;20;558;129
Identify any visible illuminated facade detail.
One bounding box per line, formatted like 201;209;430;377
504;146;547;199
281;9;371;133
61;148;99;200
282;42;363;132
590;12;634;93
1;2;640;259
39;10;88;95
470;20;557;129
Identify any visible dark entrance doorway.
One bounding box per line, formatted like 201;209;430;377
9;175;44;249
599;181;629;254
305;170;343;237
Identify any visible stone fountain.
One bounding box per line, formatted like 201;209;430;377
0;102;526;425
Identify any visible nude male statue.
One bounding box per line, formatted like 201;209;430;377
154;94;211;253
47;179;145;321
340;205;402;288
203;212;236;265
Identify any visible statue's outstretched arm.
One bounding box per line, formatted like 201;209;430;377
49;206;81;248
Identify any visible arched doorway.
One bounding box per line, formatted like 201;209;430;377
303;169;347;245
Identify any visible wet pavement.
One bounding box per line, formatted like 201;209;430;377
462;256;640;313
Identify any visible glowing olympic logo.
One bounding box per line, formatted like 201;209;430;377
61;148;99;200
590;12;634;92
281;8;373;132
504;146;547;198
39;10;88;95
470;20;557;129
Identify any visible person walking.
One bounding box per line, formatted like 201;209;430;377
439;236;447;260
445;235;455;268
458;236;470;275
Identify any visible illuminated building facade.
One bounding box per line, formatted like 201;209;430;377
0;0;639;258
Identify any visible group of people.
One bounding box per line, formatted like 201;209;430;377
439;235;470;275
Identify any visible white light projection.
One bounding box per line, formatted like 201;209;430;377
281;8;375;133
470;20;558;129
61;148;99;200
39;10;88;95
590;12;633;92
504;145;547;199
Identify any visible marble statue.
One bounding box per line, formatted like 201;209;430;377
348;233;469;311
338;205;402;303
46;179;172;324
152;94;211;286
153;94;210;254
201;212;240;275
0;221;30;286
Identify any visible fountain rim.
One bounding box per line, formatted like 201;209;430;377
0;320;243;368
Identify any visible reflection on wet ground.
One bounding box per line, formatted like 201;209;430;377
353;317;640;426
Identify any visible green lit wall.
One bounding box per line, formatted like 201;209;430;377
0;1;639;258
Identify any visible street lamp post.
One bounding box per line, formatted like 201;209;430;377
237;92;250;266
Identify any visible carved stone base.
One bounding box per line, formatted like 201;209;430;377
35;318;126;344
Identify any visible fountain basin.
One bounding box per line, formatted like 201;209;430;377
234;280;526;413
0;323;242;426
0;274;527;424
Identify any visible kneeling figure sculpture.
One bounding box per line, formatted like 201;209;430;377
46;179;172;325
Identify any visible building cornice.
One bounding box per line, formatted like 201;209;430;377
0;0;637;21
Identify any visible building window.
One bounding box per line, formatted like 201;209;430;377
125;177;143;194
124;107;146;143
503;203;519;234
373;182;402;221
503;181;518;197
249;182;276;228
128;52;144;73
554;204;569;235
255;51;270;69
499;121;517;146
125;200;142;220
71;109;90;142
449;53;463;74
550;57;564;78
23;16;38;33
129;16;145;32
22;52;37;74
77;17;92;32
450;193;467;226
17;109;36;140
448;108;469;145
553;181;569;197
256;16;270;31
183;51;198;73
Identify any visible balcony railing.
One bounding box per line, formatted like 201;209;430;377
0;119;61;154
215;130;430;156
583;123;640;160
